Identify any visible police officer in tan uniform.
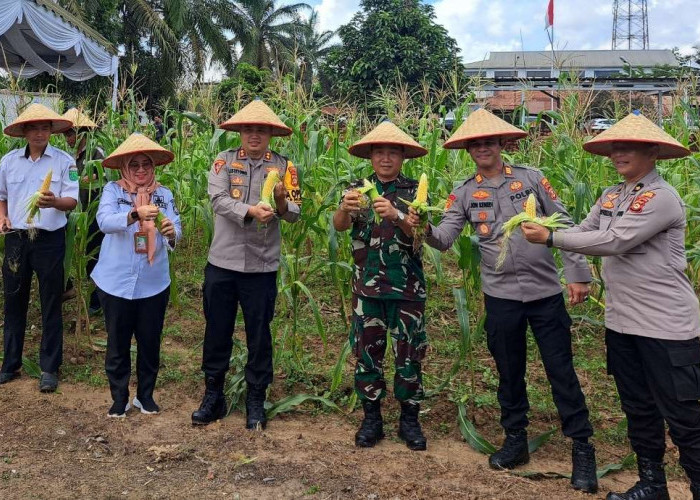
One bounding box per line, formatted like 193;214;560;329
412;109;598;493
523;112;700;500
192;99;301;428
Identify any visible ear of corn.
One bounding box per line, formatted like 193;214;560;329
495;205;568;270
25;169;53;224
415;173;428;204
154;209;165;231
40;170;53;192
258;170;281;209
525;193;536;218
358;179;379;201
397;173;443;251
357;179;381;224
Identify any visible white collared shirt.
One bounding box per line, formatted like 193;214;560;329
0;144;78;230
91;182;182;300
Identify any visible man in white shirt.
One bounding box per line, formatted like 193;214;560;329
0;104;78;392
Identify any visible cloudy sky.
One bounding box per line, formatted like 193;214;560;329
285;0;700;63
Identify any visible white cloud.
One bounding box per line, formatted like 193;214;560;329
273;0;700;65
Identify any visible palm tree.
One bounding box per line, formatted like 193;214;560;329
228;0;311;73
164;0;243;79
294;11;336;91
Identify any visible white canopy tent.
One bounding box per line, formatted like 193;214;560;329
0;0;119;108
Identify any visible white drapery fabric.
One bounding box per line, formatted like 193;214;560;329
0;0;119;108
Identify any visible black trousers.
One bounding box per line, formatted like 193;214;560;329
606;329;700;483
2;228;65;374
202;263;277;386
98;286;169;403
484;293;593;439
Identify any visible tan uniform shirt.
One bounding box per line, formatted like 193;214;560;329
426;164;592;301
207;148;301;272
553;169;700;340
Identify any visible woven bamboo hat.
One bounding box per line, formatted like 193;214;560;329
3;103;73;137
348;121;428;159
443;108;527;149
62;108;98;130
584;112;690;159
102;133;175;169
219;99;292;136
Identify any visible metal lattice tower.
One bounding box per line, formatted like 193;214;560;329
612;0;649;50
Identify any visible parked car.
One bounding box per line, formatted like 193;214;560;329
589;118;616;131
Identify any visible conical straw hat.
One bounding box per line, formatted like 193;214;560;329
348;121;428;159
62;108;98;129
584;112;690;159
102;133;175;169
443;108;527;149
219;99;292;136
3;103;73;137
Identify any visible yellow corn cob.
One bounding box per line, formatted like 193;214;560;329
415;173;428;204
525;193;536;218
26;169;53;224
39;170;53;193
259;170;280;209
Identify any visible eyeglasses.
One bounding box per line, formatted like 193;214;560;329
127;160;153;171
610;142;654;154
467;138;500;149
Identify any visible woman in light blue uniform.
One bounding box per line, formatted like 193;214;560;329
91;133;182;418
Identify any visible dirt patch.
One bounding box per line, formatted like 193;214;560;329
0;378;692;499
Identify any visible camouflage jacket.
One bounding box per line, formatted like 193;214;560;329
346;173;425;302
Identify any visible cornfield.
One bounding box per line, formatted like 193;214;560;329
1;76;699;447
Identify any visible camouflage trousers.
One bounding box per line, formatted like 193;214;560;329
350;294;428;404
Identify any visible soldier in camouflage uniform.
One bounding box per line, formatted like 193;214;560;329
333;121;429;451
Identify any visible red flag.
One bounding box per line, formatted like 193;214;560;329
545;0;554;29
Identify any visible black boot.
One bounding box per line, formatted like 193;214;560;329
245;383;267;430
571;440;598;494
191;376;227;425
690;482;700;500
355;399;385;448
489;429;529;470
606;457;670;500
398;402;427;451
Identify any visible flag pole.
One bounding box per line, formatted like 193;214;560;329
547;1;555;112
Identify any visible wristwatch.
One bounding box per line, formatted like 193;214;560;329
131;210;140;221
392;210;406;225
546;230;553;248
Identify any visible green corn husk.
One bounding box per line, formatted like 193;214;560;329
495;212;568;270
357;179;381;224
399;174;444;251
154;210;165;232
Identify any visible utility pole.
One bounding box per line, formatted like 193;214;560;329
620;56;633;112
612;0;649;50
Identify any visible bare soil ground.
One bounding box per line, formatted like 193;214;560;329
0;378;693;500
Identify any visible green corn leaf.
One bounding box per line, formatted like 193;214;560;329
528;428;557;453
22;356;41;379
457;403;497;455
265;394;339;420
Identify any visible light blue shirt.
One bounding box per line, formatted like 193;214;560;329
91;182;182;300
0;144;78;230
